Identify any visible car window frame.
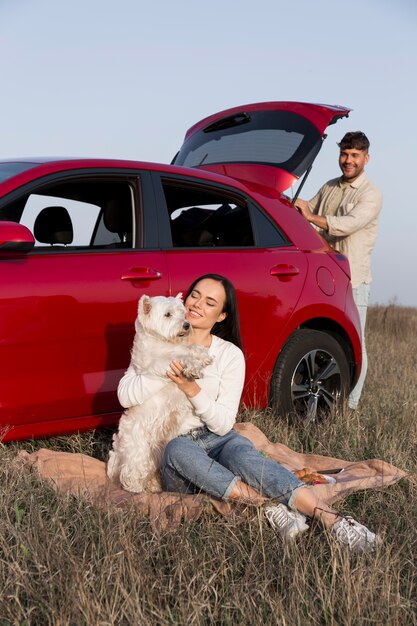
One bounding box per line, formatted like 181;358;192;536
0;168;158;252
150;172;291;250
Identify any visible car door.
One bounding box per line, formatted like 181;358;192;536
152;173;308;404
0;169;168;435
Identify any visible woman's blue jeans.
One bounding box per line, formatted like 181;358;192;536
162;427;305;509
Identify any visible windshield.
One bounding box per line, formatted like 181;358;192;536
174;110;322;178
0;162;39;184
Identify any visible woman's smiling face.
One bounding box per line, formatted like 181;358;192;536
185;278;227;332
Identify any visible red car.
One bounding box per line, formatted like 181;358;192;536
0;101;361;442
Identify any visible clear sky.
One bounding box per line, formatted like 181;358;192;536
1;0;416;306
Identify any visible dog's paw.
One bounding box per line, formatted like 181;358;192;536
200;354;214;368
182;347;213;379
182;361;213;379
182;365;203;380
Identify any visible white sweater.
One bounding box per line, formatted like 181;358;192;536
117;335;245;436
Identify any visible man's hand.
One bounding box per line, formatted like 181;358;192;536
294;198;329;231
294;198;314;220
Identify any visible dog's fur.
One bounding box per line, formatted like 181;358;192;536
107;293;213;493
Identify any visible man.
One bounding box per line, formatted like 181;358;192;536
294;131;383;409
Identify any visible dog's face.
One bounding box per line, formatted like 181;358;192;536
137;294;191;342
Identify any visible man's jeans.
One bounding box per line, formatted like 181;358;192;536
349;283;371;409
162;427;305;509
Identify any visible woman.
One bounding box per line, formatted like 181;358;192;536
118;274;379;552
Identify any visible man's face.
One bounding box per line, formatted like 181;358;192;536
339;147;369;182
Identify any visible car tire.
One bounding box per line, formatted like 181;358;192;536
270;329;350;422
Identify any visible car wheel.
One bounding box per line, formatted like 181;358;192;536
270;329;350;422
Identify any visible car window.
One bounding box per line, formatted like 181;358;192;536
0;177;137;249
173;110;322;178
177;128;304;168
20;194;101;246
162;179;254;247
0;162;39;183
160;177;288;248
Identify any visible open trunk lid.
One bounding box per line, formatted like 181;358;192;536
173;101;350;196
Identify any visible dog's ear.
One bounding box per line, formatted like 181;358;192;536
138;295;152;318
175;292;184;302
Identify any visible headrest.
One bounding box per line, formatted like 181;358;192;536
103;199;132;235
34;206;73;245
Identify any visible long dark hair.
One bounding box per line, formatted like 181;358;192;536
184;274;243;350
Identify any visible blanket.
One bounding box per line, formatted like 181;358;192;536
17;423;407;529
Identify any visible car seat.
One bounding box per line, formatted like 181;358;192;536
103;199;133;247
33;206;74;245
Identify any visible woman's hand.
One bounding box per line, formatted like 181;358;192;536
166;360;201;398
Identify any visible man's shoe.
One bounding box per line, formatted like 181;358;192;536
265;503;309;541
331;516;381;553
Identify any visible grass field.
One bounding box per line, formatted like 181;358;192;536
1;305;416;625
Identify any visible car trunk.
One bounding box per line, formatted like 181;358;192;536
173;101;350;196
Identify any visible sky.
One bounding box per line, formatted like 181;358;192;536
1;0;416;306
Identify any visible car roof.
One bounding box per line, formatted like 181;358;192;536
0;157;254;196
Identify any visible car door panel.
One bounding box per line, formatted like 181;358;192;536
165;248;307;405
0;251;168;428
151;172;308;404
0;169;168;433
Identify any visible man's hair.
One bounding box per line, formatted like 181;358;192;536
338;131;370;152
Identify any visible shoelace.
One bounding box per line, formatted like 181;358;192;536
266;505;307;529
266;506;289;527
333;518;363;549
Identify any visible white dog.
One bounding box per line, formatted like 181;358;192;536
107;293;213;493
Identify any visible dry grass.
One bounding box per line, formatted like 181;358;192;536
0;305;416;625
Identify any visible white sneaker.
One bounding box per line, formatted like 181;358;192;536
331;516;381;553
265;503;309;541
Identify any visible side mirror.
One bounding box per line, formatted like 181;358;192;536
0;221;35;252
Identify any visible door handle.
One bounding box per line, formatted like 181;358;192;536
270;264;300;277
121;267;162;282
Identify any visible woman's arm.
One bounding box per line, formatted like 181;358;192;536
117;363;170;408
167;343;246;436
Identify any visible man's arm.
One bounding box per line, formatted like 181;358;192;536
294;198;329;231
326;191;382;237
